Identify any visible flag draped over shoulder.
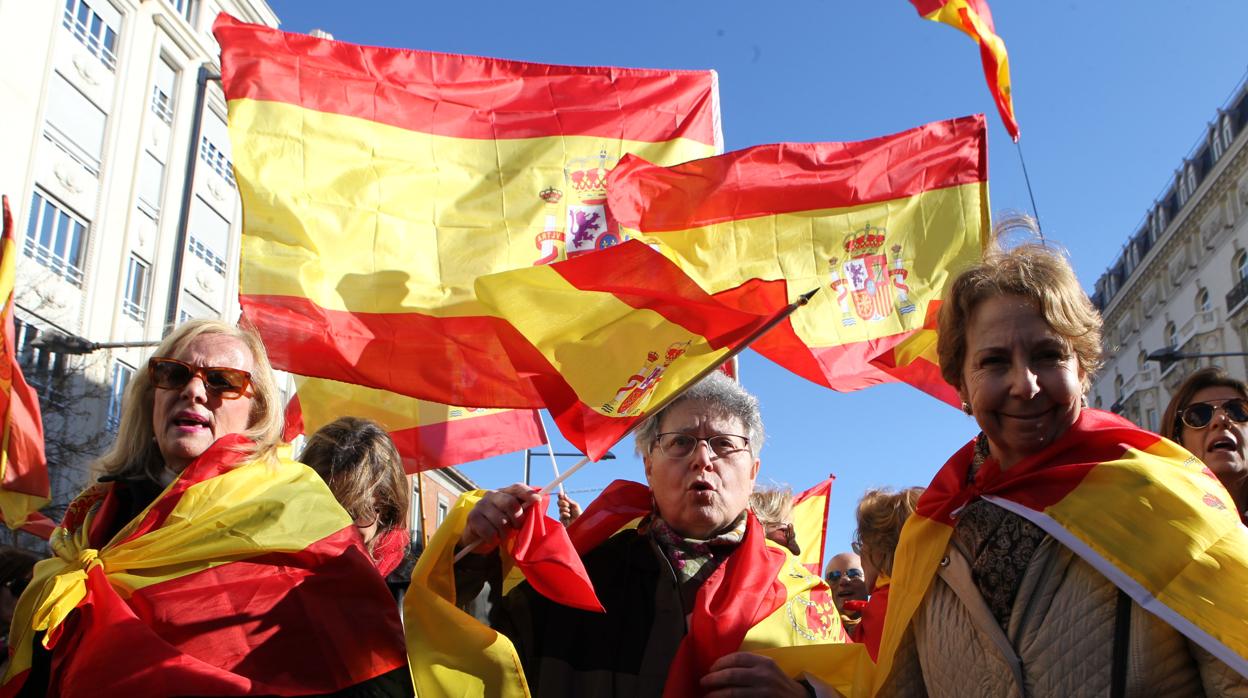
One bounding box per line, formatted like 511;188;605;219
215;14;722;411
608;116;987;406
472;240;796;459
1;435;407;697
407;481;843;698
910;0;1019;140
762;409;1248;695
792;477;833;577
284;378;545;472
0;196;48;530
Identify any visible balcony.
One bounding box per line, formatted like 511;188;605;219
1178;308;1221;348
1228;276;1248;316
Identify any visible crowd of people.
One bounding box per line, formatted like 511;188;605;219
0;237;1244;696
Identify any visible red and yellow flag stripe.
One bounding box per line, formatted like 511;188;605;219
792;477;833;577
607;116;987;404
910;0;1018;140
215;14;721;409
286;378;545;472
2;435;407;696
0;196;48;530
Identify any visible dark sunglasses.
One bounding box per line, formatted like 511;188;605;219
826;568;864;583
149;357;252;399
1179;399;1248;430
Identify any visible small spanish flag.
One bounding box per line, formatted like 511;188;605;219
283;379;545;472
607;115;987;406
0;196;49;530
792;477;833;577
910;0;1019;140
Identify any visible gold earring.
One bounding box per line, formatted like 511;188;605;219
961;401;973;415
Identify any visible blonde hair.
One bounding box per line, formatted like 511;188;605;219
300;416;410;543
749;486;793;527
937;224;1103;393
95;319;283;481
852;487;924;576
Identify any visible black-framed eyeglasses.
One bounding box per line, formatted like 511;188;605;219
653;432;750;459
1179;399;1248;430
826;568;864;583
149;357;252;399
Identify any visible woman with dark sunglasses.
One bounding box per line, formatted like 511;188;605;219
1162;366;1248;523
2;320;410;697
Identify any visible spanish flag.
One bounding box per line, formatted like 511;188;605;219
792;477;833;577
215;14;721;410
608;115;987;405
283;378;545;472
1;435;408;696
910;0;1019;140
761;410;1248;695
0;196;48;530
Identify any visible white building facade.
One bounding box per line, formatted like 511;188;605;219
0;0;277;511
1090;75;1248;433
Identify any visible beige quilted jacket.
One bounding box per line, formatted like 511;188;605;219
880;535;1248;697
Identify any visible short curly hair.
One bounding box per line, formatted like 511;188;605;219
852;487;924;576
937;236;1103;393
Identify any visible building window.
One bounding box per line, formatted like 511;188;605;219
122;255;150;321
61;0;120;71
45;74;108;173
1220;113;1235;153
188;196;230;274
1178;164;1197;206
13;319;69;398
199;136;235;188
176;293;216;325
1145;408;1158;432
1114;374;1124;401
1235;250;1248;283
1165;321;1179;349
24;190;87;286
436;497;450;527
1149;206;1167;242
106;361;134;432
1137;350;1147;370
188;236;226;274
151;59;178;125
1196;288;1211;313
137;152;165;219
171;0;197;23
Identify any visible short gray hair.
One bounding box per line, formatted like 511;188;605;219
633;372;765;458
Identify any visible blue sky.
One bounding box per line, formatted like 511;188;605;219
266;1;1248;560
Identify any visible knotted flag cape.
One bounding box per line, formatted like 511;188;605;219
407;480;843;697
1;436;407;697
0;196;48;530
607;115;988;406
760;409;1248;695
910;0;1019;140
283;380;545;472
216;14;721;411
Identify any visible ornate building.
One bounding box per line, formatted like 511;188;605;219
1089;74;1248;431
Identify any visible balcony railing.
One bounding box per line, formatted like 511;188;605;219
1228;276;1248;315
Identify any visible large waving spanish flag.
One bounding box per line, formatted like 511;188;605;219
216;14;721;410
0;196;48;530
608;116;986;405
1;435;408;696
910;0;1019;140
792;477;833;577
760;409;1248;695
284;378;545;472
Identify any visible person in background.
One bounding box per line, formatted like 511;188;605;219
300;416;412;576
2;319;410;697
877;237;1246;695
749;486;800;555
0;547;36;672
824;551;868;634
851;486;924;659
1161;366;1248;524
453;372;841;697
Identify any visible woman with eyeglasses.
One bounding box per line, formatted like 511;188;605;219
2;320;411;697
869;237;1248;695
300;416;412;577
450;372;843;697
1161;367;1248;523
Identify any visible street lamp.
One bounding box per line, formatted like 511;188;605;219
524;449;615;486
1145;347;1248;364
31;330;162;356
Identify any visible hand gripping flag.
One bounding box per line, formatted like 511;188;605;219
283;379;545;472
0;196;48;530
792;477;833;577
608;116;987;406
215;14;722;410
910;0;1019;140
758;410;1248;695
1;436;408;697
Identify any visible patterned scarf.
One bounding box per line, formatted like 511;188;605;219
646;512;748;587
